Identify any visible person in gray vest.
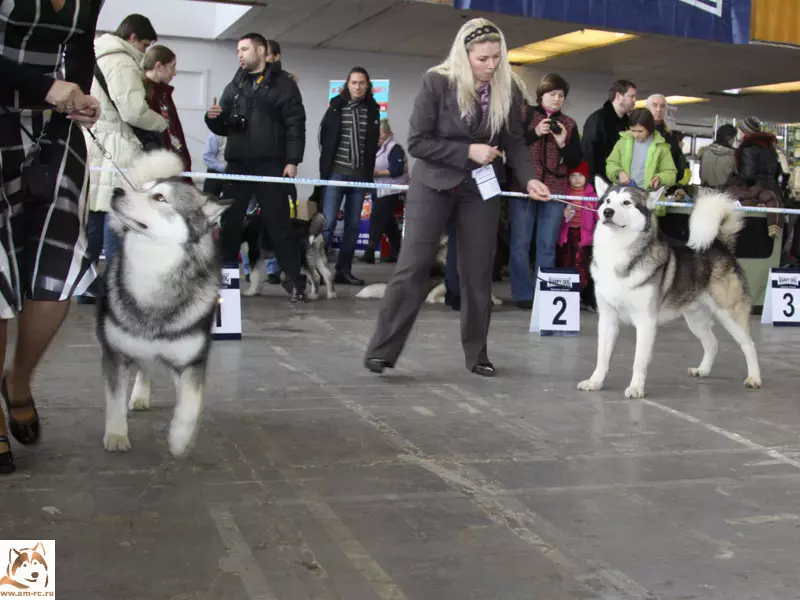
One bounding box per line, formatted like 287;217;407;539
362;119;409;264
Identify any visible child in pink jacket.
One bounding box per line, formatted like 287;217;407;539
557;161;598;310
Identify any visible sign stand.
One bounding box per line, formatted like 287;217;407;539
530;268;581;336
212;264;242;341
761;268;800;326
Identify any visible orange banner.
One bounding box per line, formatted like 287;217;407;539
751;0;800;45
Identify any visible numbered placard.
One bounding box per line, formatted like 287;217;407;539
762;268;800;327
530;268;581;336
212;265;242;340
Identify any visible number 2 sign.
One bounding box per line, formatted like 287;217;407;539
529;268;580;336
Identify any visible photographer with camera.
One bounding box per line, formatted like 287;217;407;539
508;73;582;310
205;35;308;303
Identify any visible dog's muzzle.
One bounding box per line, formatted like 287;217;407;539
112;187;126;200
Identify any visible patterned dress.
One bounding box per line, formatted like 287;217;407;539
0;0;102;318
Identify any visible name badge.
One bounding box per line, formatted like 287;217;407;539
472;165;501;201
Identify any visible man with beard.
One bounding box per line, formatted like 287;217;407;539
205;35;308;302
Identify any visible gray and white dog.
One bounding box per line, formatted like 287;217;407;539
578;178;762;399
97;150;231;457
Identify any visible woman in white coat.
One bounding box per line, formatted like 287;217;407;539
85;22;167;262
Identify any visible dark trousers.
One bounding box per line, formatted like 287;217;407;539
219;160;303;287
368;192;402;255
203;170;225;197
366;179;500;370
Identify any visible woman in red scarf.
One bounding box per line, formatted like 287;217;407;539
143;45;191;172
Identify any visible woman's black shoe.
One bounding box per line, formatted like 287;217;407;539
0;436;15;474
471;363;496;377
364;358;392;374
1;376;40;446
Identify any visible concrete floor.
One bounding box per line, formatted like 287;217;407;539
2;263;800;600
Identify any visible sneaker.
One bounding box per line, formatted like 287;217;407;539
291;287;309;304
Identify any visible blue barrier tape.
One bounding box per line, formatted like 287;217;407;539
89;166;800;216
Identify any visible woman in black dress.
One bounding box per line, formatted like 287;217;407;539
0;0;104;473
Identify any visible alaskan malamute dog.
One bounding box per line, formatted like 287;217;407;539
97;150;231;457
578;178;762;399
241;211;335;300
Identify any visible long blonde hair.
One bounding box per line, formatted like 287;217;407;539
431;18;514;138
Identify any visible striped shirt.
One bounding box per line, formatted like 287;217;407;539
333;100;369;173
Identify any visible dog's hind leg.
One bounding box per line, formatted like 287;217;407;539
129;369;152;411
103;351;134;452
168;363;206;457
243;259;265;296
578;303;619;392
317;257;336;299
711;302;762;389
683;309;718;378
304;267;319;300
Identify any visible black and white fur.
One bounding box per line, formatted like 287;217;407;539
241;212;335;300
578;178;762;398
97;150;231;457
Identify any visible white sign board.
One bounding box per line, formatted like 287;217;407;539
212;266;242;340
530;268;580;336
762;268;800;327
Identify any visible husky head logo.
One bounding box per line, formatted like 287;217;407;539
593;176;666;233
109;150;232;245
1;543;49;590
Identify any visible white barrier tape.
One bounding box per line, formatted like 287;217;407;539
89;166;800;216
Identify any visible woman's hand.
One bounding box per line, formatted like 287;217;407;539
650;175;661;189
564;206;575;221
534;118;551;137
67;95;101;127
619;172;631;185
469;144;503;166
527;180;550;201
45;80;88;113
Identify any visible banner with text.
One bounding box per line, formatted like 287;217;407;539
454;0;752;44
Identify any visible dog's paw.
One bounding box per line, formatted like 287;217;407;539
327;291;337;300
168;420;199;458
308;290;319;300
103;432;131;452
688;367;710;378
491;295;503;306
624;385;646;399
128;394;151;411
744;376;762;389
242;285;259;297
577;379;603;391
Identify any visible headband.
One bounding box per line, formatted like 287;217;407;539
464;25;500;46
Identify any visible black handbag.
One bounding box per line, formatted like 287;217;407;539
93;65;165;151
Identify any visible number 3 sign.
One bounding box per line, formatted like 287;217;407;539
529;268;581;336
762;268;800;327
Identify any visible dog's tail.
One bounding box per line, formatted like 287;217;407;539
308;212;327;238
355;283;387;299
687;189;744;254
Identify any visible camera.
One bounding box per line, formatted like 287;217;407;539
549;117;563;135
226;112;249;133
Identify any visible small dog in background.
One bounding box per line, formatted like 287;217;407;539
578;178;762;399
241;211;335;300
97;150;231;457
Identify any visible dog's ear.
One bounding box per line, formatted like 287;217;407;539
202;198;233;224
646;186;666;211
594;176;609;199
9;548;19;564
32;543;45;557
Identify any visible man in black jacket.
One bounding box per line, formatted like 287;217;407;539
205;34;307;302
316;67;380;286
581;79;636;184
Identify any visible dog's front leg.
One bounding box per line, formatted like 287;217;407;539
129;369;152;411
304;267;319;300
625;320;657;399
578;307;619;392
168;363;206;458
103;351;134;451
